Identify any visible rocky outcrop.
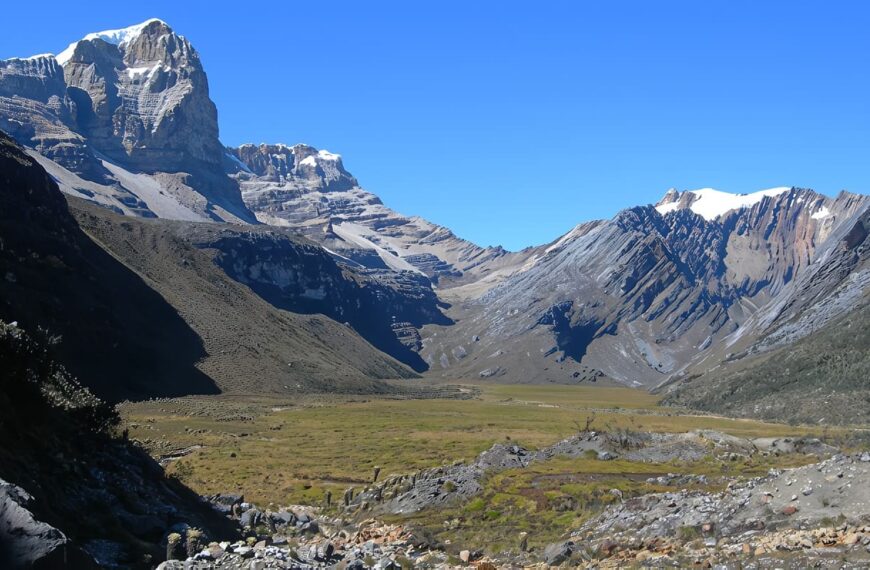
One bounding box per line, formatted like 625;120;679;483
566;453;870;567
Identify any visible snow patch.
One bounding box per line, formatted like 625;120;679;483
124;65;159;78
332;222;423;274
225;152;252;173
299;156;318;168
317;149;341;161
6;53;56;61
811;206;831;220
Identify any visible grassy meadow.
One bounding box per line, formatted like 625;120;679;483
120;384;827;509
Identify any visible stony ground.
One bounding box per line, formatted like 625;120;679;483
149;433;870;569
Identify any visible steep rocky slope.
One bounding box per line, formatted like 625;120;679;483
419;188;869;389
0;320;237;568
659;207;870;425
226;143;539;288
0;130;416;401
0;20;255;222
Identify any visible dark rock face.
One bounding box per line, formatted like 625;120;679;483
194;227;451;371
0;480;97;569
0;320;236;568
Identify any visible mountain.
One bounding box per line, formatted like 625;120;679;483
226;142;538;288
0;319;237;567
0;129;417;401
0;19;254;222
419;187;869;389
659;206;870;425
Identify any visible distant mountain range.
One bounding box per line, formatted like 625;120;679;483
1;19;867;422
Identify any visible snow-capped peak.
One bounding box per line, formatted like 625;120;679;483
655;186;792;220
55;18;168;66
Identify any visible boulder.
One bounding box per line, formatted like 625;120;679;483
543;540;575;565
0;480;98;568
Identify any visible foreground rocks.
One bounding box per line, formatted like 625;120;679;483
153;432;869;569
549;453;870;567
160;506;453;569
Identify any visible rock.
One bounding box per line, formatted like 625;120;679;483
0;480;98;569
317;541;335;560
240;508;262;528
597;451;617;461
378;556;400;569
234;546;254;558
843;533;860;545
118;512;166;538
206;544;224;559
782;505;799;516
598;539;618;555
459;549;471;562
543;541;574;565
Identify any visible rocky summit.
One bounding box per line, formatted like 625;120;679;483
0;14;868;570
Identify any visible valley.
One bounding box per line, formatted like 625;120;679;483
120;384;819;507
0;13;868;570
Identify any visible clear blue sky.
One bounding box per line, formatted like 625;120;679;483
2;1;868;250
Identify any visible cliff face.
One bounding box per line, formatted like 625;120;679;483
0;20;255;223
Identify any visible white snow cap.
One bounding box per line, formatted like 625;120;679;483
656;187;792;220
55;18;167;66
